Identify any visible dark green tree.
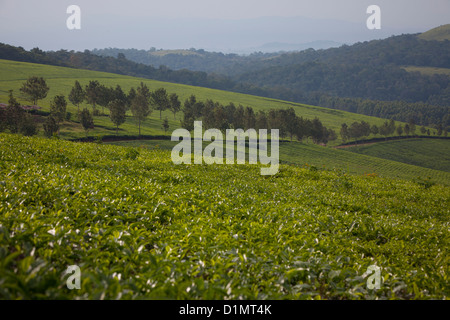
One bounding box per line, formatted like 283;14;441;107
162;117;169;134
340;123;349;142
151;88;169;120
224;103;236;126
379;121;390;138
388;119;396;135
169;93;181;120
408;118;416;135
5;91;24;133
243;106;256;131
20;113;38;136
281;108;297;141
311;117;325;144
136;82;151;100
131;91;151;136
112;85;127;104
327;128;337;142
20;76;49;106
97;85;113;115
181;95;197;131
127;87;137;111
436;123;443;136
213;105;228;132
68;80;85;113
371;124;379;136
79;108;94;135
404;124;410;135
50;95;67;123
43;116;59;137
85;80;102;113
109;99;127;134
255;111;268;131
348;121;362;141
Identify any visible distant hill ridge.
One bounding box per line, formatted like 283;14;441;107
418;24;450;41
0;26;449;126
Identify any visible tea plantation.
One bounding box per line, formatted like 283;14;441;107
0;133;448;299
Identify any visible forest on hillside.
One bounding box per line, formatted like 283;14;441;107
1;33;449;127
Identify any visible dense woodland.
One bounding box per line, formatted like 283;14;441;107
93;35;450;76
1;32;449;128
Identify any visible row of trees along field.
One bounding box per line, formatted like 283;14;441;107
0;76;337;143
0;76;183;137
68;80;182;135
181;95;337;144
340;119;448;142
70;79;338;144
2;76;447;143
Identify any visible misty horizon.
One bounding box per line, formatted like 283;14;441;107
1;0;449;54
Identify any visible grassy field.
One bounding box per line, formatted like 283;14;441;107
108;139;450;186
0;133;448;299
0;59;403;143
418;24;450;41
344;139;450;173
1;59;448;185
403;66;450;76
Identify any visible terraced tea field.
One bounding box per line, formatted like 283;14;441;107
0;133;448;299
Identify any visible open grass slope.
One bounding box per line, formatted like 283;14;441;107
418;24;450;41
0;133;449;299
0;59;398;141
109;139;450;187
344;139;450;173
402;66;450;77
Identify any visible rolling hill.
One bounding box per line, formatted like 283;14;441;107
418;24;450;41
1;27;449;127
1;59;448;186
0;133;448;299
343;138;450;173
0;59;392;140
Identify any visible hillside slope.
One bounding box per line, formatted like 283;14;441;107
110;139;450;187
2;30;449;119
0;133;448;299
418;24;450;41
0;59;392;139
345;139;450;173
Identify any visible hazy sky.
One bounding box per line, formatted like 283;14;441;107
0;0;449;52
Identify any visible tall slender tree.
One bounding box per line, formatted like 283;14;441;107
109;99;127;134
5;91;24;133
79;108;94;135
50;95;67;124
68;80;85;113
152;88;169;120
131;89;151;137
85;80;102;113
162;117;169;134
169;93;181;120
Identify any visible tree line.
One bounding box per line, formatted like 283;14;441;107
340;119;448;142
181;96;337;144
0;76;182;137
3;76;446;142
1;76;338;144
68;80;182;136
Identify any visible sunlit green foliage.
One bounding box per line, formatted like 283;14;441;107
0;133;448;299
